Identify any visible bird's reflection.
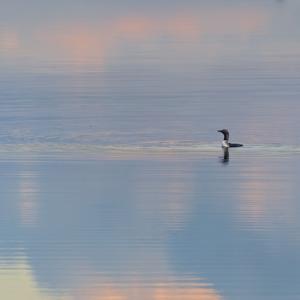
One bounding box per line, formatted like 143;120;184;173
220;148;229;164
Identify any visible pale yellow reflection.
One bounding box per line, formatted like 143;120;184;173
0;260;70;300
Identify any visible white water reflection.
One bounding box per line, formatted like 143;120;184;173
0;259;68;300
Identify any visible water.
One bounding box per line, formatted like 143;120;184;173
1;1;300;299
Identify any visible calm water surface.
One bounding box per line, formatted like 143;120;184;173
1;1;300;299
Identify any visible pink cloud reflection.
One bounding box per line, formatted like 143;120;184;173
1;7;270;67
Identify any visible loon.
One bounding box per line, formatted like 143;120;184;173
217;129;243;148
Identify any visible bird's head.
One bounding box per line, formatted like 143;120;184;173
217;129;229;140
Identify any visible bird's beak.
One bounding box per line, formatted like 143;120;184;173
217;130;222;133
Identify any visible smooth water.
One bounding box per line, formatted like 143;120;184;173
1;1;300;299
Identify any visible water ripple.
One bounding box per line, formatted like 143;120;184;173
0;142;299;160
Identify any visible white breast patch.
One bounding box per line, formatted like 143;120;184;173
222;140;229;148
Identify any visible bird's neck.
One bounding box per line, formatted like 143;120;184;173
223;132;229;140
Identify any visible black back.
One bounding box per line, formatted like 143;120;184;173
229;143;243;148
